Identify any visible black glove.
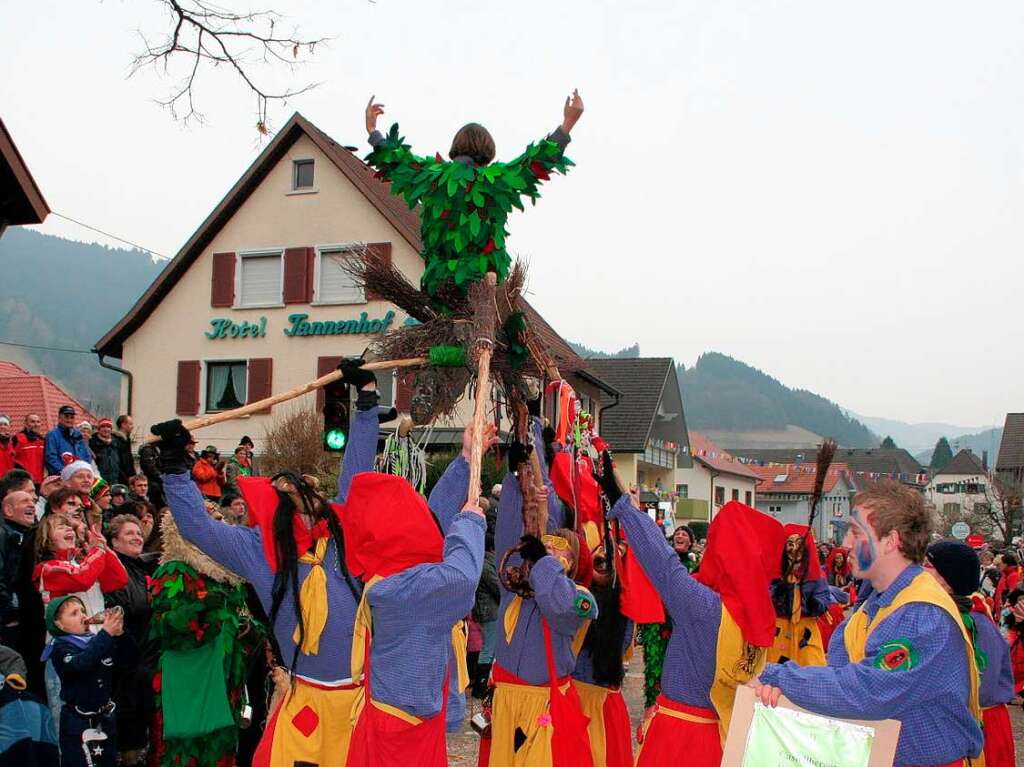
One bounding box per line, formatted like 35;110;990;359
527;396;541;417
355;388;380;412
337;357;376;390
150;419;192;475
519;534;547;565
596;450;623;505
377;406;398;424
508;441;533;473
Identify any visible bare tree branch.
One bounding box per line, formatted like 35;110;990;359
130;0;329;132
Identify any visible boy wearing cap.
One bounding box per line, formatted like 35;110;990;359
44;407;91;477
925;541;1016;767
43;596;125;767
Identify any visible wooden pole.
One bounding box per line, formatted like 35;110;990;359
466;273;498;504
145;356;427;442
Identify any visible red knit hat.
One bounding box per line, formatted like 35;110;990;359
694;501;786;647
343;473;443;580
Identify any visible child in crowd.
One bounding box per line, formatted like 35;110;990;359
43;596;124;767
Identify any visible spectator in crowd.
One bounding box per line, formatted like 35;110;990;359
0;416;15;477
61;462;95;526
218;492;247;526
127;474;149;504
980;550;1001;601
115;415;135;483
1;489;36;647
44;406;91;477
104;514;157;767
36;475;62;521
0;640;58;766
110;484;128;508
1;467;36;503
12;413;46;486
191;446;225;501
90;480;112;529
995;553;1022;612
90;418;123;486
223;445;252;493
43;595;125;767
137;443;166;509
1004;587;1024;702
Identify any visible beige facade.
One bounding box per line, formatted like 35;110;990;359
675;463;757;521
101;116;605;453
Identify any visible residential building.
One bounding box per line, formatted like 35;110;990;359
0;116;50;238
675;431;760;521
728;446;927;489
924;449;990;530
0;361;98;430
583;358;691;522
996;413;1024;486
749;463;855;543
95;113;614;452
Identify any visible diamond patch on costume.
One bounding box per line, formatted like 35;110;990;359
874;639;917;671
292;705;320;737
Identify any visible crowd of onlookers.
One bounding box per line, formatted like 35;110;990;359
0;406;260;765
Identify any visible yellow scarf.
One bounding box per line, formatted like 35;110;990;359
293;537;329;655
844;571;981;726
502;591;593;657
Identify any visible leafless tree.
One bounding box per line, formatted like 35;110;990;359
951;472;1024;543
260;405;340;491
131;0;329;132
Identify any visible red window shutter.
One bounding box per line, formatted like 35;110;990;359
316;356;343;410
176;361;201;416
283;247;314;304
247;358;273;414
395;371;414;413
211;252;236;307
365;242;392;301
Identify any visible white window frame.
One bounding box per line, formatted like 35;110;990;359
203;358;249;414
235;248;285;309
313;244;366;306
291;158;316;191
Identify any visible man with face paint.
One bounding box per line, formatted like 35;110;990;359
753;481;984;767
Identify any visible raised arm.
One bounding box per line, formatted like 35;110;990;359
333;362;398;505
608;495;720;623
529;555;596;637
428;421;498;533
364;96;434;208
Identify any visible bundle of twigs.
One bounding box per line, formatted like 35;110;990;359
806;438;838;537
339;247;542;423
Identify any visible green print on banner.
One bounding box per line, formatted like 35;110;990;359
283;311;396;337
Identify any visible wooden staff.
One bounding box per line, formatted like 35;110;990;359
144;356;427;442
466;272;498;503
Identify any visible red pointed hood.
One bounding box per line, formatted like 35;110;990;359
782;523;824;581
237;476;336;573
694;501;786;647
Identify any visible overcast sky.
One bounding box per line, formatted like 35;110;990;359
3;1;1022;427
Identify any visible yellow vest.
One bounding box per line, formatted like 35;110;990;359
843;571;982;727
708;605;767;744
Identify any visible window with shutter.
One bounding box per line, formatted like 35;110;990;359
211;252;236;307
395;371;414;413
316;356;344;411
176;361;201;416
205;361;247;413
247;358;273;414
315;246;364;304
283;247;313;304
237;251;283;307
364;242;392;301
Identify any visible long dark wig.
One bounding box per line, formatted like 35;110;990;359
268;472;362;675
582;578;630;688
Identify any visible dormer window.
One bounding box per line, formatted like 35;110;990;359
293;159;314;190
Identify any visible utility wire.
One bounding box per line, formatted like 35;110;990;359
0;339;95;355
51;211;170;260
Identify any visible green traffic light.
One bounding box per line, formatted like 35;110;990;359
325;429;347;450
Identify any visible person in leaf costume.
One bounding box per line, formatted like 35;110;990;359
364;90;583;306
147;511;265;767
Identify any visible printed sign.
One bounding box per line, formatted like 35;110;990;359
951;522;970;540
742;703;874;767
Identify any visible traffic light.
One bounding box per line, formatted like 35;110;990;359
322;380;351;452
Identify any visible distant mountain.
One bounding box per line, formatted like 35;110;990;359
0;229;164;415
568;341;640;359
847;411;996;455
676;352;878;448
913;427;1004;468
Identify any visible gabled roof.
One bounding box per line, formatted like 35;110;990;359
93;113;605;394
935;449;987;477
749;463;851;495
584;357;687;453
728;446;924;481
0;117;50;227
0;360;98;431
996;413;1024;471
687;431;761;480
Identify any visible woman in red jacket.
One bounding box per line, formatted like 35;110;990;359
190;446;225;500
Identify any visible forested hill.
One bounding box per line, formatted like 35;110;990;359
0;228;164;414
677;353;878;447
568;341;640;359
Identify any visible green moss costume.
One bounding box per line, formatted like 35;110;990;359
365;123;573;305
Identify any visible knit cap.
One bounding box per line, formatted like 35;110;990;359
61;460;94;482
45;595;85;637
91;477;110;500
926;541;980;597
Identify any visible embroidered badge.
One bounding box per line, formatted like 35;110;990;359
574;592;594;617
874;639;917;671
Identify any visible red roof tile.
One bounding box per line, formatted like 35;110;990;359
687;431;761;480
0;361;98;431
749;462;851;495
